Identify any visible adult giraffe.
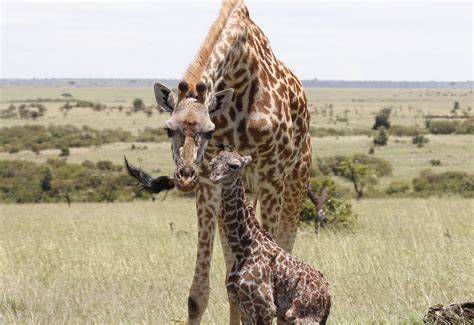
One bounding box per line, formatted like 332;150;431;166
154;0;312;323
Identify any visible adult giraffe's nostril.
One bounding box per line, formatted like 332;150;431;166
182;166;195;179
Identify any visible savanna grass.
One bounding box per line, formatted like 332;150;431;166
1;198;472;324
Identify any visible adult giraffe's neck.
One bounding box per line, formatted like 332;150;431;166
221;175;258;257
184;2;262;103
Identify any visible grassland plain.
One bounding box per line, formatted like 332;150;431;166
0;199;473;324
1;87;473;132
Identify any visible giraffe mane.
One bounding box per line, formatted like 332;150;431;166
183;0;243;92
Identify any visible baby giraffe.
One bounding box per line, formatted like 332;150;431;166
209;145;331;325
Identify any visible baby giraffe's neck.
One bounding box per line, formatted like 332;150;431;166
221;174;259;258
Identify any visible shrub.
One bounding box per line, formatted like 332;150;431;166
132;98;145;111
430;159;441;166
372;107;392;130
59;147;70;157
390;124;427;137
385;181;410;196
317;154;392;178
428;120;457;134
412;169;474;198
412;134;429;147
308;127;371;137
300;176;357;229
0;125;142;153
373;126;389;146
0;159;137;203
455;119;474;134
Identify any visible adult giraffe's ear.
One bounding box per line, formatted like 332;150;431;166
154;82;176;113
209;89;234;117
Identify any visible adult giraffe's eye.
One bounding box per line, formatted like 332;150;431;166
164;127;174;138
204;130;214;140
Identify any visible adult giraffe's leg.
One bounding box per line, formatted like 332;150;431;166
257;180;284;239
188;180;220;325
217;213;242;325
277;137;312;252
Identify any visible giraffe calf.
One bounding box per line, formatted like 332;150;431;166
209;145;331;325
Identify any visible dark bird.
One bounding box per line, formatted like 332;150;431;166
124;156;175;194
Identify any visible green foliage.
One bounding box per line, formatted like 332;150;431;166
309;127;371;137
0;103;47;120
372;107;392;130
454;119;474;134
425;119;474;135
412;134;429;147
135;127;167;142
428;120;457;134
389;124;427;137
412;169;474;198
59;147;70;157
0;125;168;153
373;126;389;146
132;98;145;111
300;176;357;229
0;159;138;203
385;181;410;196
317;154;393;179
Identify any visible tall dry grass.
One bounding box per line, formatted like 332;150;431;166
1;198;472;324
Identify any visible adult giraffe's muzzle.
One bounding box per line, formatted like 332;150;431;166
174;163;199;192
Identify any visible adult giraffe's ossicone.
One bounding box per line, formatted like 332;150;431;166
154;0;312;323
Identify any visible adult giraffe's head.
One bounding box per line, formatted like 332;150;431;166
154;80;234;192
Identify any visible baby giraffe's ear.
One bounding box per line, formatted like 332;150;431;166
241;155;252;166
154;82;176;113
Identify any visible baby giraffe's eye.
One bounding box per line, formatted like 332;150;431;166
204;130;214;140
228;163;240;170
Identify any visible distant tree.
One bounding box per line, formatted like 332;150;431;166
339;160;374;200
132;98;145;111
61;93;73;98
373;126;389;146
372;107;392;130
412;134;429;147
40;167;53;192
59;147;70;157
51;179;74;206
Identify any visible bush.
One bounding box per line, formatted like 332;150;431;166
0;125;153;153
59;147;70;157
132;98;145;111
317;154;393;178
373;126;389;146
300;176;357;229
430;159;441;166
428;120;457;134
0;159;138;203
412;169;474;198
390;125;427;137
385;181;410;196
455;119;474;134
372;107;392;130
412;134;429;147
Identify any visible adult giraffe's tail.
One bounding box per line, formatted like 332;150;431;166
183;0;243;91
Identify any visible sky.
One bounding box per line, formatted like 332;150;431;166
1;1;472;81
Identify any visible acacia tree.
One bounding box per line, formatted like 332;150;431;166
339;160;373;200
51;179;74;206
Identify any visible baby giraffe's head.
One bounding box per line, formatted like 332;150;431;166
209;144;252;184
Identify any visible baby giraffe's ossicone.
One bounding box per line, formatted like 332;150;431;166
209;145;331;324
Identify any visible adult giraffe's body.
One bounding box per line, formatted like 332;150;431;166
154;1;311;323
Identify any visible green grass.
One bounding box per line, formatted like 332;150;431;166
0;199;472;324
